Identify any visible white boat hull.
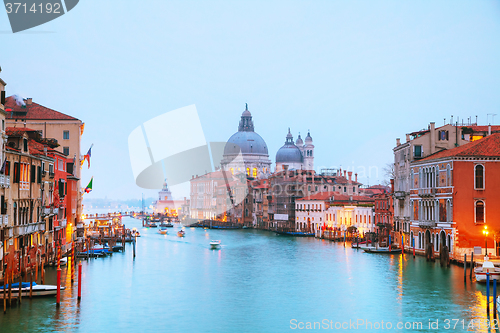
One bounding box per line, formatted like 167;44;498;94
0;285;65;298
475;271;500;282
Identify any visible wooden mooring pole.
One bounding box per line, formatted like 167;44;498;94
470;252;474;280
77;261;82;301
464;253;467;282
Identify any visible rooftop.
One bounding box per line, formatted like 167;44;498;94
5;96;80;121
420;133;500;161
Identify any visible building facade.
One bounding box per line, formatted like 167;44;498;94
408;133;500;258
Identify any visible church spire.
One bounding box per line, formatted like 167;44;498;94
238;103;254;132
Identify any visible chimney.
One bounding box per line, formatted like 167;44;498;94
355;173;358;182
343;170;346;178
406;134;410;143
26;98;32;105
348;171;352;182
430;122;436;154
396;138;401;146
390;179;394;193
489;124;492;136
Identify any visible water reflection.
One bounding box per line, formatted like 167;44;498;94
0;217;499;332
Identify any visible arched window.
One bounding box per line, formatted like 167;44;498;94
246;167;250;176
475;165;484;189
446;164;451;186
252;168;257;178
418;232;421;249
475;200;485;224
435;166;439;187
230;168;234;175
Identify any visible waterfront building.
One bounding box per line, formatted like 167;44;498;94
0;72;6;278
275;129;314;172
5;96;84;235
267;168;362;231
190;170;247;221
250;178;270;229
4;128;53;276
408;133;500;258
295;191;375;237
153;180;186;216
373;180;394;246
221;104;271;178
393;121;500;248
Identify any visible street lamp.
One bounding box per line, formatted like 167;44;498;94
483;225;489;257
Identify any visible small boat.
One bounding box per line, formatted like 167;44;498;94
351;241;372;249
160;222;174;228
177;230;185;237
131;228;141;237
112;245;124;252
148;222;158;228
59;257;68;266
0;282;65;298
242;226;249;229
474;256;500;282
210;240;221;249
158;227;168;235
364;247;402;254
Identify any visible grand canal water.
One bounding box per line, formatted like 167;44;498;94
0;216;497;332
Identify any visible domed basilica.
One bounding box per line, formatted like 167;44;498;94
221;104;314;177
221;104;272;178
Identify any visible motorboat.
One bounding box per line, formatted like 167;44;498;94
59;257;68;266
177;230;185;237
158;227;168;235
0;282;65;298
474;256;500;282
131;228;141;237
210;240;221;249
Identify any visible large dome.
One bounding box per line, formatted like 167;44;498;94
276;144;303;163
223;104;269;156
224;131;269;156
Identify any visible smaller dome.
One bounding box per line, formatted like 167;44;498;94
305;131;313;143
296;133;303;146
276;129;303;163
276;145;304;163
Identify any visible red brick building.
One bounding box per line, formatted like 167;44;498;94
409;133;500;258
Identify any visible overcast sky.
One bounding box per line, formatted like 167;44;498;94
1;0;499;200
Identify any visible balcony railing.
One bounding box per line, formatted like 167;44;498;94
49;172;55;179
418;188;436;197
419;220;436;228
394;191;406;199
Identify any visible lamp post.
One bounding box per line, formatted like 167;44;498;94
483;225;489;257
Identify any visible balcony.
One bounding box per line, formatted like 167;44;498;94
49;172;55;179
394;191;406;199
419;220;436;228
418;188;436;198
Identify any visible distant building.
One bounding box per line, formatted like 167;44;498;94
153;180;185;216
295;191;375;237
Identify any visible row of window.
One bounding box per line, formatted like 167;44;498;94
411;164;486;190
